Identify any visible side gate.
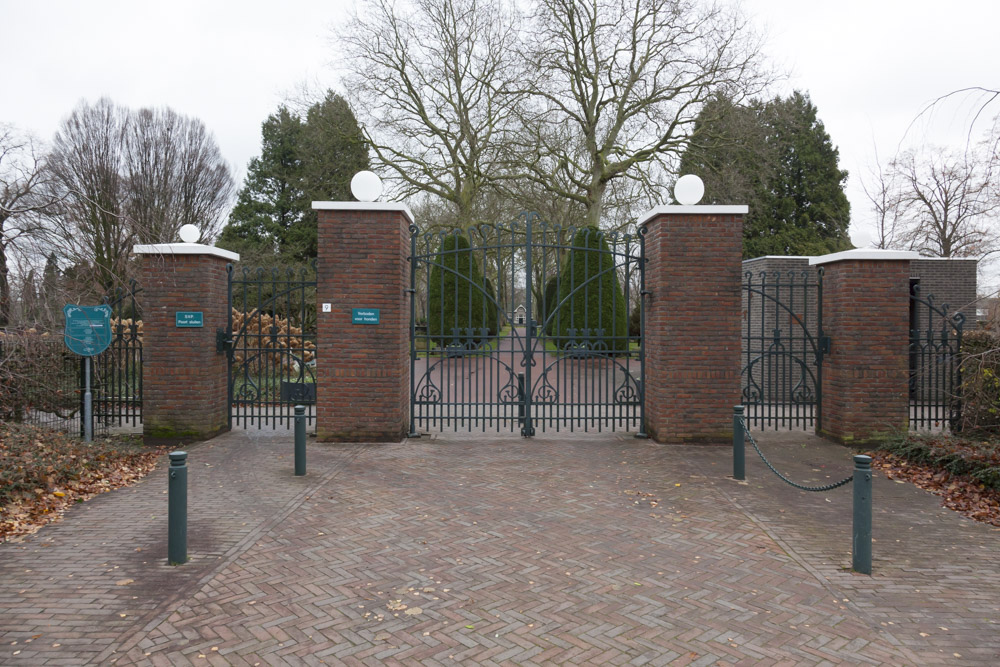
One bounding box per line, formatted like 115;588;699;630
909;283;964;431
408;213;645;436
221;263;318;429
741;268;827;430
90;279;144;436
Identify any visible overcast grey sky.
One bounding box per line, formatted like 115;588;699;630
2;0;998;261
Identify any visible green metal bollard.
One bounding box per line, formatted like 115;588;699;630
294;405;306;476
733;405;745;481
168;451;188;565
852;455;872;575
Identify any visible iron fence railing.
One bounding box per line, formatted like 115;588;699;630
91;280;144;435
0;333;82;433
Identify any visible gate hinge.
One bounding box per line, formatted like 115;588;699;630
216;328;233;353
819;335;832;356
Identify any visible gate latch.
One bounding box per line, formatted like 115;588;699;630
819;335;832;356
216;328;233;353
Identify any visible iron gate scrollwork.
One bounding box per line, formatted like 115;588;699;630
408;213;645;436
223;262;318;429
909;284;964;431
741;268;826;430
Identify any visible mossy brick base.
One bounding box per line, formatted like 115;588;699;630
315;206;410;442
139;253;230;442
820;259;911;444
643;209;744;444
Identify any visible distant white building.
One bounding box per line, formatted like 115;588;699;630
511;304;526;325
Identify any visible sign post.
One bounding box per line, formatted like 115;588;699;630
64;304;112;442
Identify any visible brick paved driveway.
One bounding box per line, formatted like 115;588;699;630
1;428;998;665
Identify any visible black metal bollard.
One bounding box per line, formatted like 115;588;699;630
852;455;872;574
168;451;188;565
294;405;307;476
733;405;745;480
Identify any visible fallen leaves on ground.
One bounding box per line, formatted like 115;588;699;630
1;423;163;542
868;451;1000;527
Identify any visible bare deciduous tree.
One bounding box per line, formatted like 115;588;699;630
521;0;768;228
887;135;1000;258
1;125;57;327
46;98;234;292
125;106;235;245
860;144;904;250
339;0;526;226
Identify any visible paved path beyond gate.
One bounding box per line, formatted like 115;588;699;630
1;430;998;665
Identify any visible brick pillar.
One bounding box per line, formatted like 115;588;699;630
313;202;412;442
133;243;238;442
813;249;918;444
641;205;746;443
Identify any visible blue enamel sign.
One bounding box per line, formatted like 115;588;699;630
64;304;113;357
352;308;380;324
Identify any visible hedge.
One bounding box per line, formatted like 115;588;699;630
960;329;1000;432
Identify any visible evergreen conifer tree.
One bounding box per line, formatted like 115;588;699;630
554;227;628;352
427;234;497;345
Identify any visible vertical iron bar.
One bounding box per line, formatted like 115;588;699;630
409;230;419;437
79;356;86;438
83;356;93;442
523;217;534;436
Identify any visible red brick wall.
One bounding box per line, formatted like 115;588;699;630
316;208;409;442
140;253;230;441
644;211;743;443
820;259;910;443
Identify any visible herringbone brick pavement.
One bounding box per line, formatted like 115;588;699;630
1;428;998;665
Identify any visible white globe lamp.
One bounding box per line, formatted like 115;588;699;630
673;174;705;206
351;171;383;202
850;226;873;249
178;224;200;244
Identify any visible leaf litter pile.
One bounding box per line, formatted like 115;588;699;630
1;423;162;541
868;432;1000;527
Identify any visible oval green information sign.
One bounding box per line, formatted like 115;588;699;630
64;304;112;357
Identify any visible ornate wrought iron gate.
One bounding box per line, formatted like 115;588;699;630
741;268;826;430
408;213;645;436
909;283;964;431
222;263;317;428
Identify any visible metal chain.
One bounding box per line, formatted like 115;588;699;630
741;418;853;492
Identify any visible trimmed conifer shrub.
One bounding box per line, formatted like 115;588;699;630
628;302;641;337
483;277;499;335
427;233;496;344
554;226;628;352
541;275;559;335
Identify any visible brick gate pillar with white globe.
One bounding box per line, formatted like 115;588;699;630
313;174;413;442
